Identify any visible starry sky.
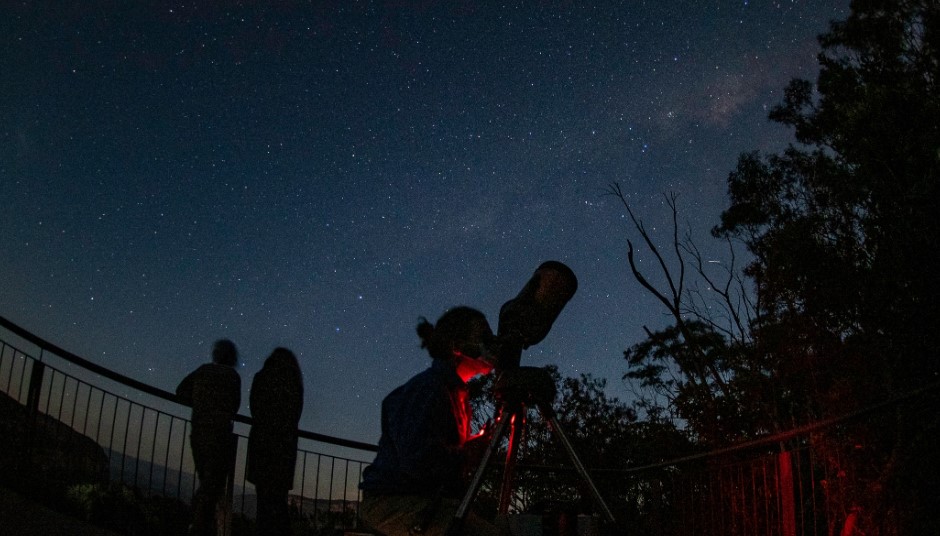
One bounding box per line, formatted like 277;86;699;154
1;1;849;445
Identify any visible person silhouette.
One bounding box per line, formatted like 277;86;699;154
176;339;242;536
359;306;504;536
246;347;304;536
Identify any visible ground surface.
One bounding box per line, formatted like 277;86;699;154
0;485;122;536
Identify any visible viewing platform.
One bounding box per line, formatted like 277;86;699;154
3;314;922;535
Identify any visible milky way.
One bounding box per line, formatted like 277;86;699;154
0;1;849;443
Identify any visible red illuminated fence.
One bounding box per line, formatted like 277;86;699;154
0;315;377;533
503;392;936;536
582;447;835;536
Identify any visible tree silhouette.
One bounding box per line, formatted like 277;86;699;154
608;186;772;445
713;2;939;533
466;366;693;529
618;2;939;533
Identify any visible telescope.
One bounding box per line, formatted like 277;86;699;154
450;260;617;534
492;260;578;370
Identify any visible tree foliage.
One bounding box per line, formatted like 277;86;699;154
714;4;940;531
467;366;694;523
716;0;940;414
618;1;939;533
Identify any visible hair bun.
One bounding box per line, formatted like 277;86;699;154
415;317;435;349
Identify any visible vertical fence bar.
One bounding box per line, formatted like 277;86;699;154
0;342;6;384
17;353;31;404
313;454;323;529
342;460;350;518
299;452;308;518
134;405;145;488
67;377;79;429
79;382;92;437
1;342;11;393
25;359;46;466
179;420;190;500
189;423;198;501
94;389;105;445
64;376;80;481
41;367;55;416
109;394;121;477
328;457;336;526
780;451;796;536
47;372;62;443
121;399;132;483
163;416;173;496
148;411;160;493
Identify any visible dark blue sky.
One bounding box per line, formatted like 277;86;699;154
1;1;849;444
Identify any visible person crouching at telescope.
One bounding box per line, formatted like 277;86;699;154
359;306;506;536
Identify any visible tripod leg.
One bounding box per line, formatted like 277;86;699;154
537;403;617;525
449;407;512;535
498;407;526;515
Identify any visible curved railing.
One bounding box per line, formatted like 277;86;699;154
4;314;928;535
0;314;376;531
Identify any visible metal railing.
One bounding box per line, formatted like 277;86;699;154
0;314;377;532
3;314;931;535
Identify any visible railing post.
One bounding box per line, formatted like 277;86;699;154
24;359;46;466
779;450;796;536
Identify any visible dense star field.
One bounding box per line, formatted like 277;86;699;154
0;1;849;443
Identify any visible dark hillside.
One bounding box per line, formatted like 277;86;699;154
0;391;109;493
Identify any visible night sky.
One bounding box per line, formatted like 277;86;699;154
1;1;849;445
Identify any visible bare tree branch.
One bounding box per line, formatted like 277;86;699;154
607;183;731;398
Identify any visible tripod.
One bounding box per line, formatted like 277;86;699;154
448;366;616;535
